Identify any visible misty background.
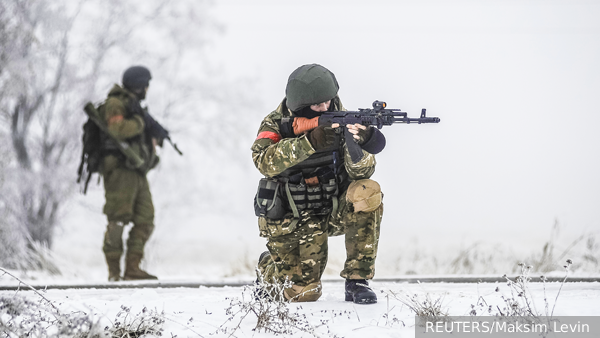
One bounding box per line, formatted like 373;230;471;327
1;0;598;281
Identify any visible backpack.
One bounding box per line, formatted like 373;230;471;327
77;103;104;194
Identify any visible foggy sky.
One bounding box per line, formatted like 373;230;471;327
212;0;600;250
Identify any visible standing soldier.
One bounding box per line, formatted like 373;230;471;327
100;66;159;281
252;64;387;303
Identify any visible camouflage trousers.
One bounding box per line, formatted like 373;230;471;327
258;179;383;287
102;162;155;259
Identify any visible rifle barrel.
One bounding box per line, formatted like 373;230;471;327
393;117;440;124
167;138;184;156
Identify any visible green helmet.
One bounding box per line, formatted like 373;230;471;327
285;64;339;112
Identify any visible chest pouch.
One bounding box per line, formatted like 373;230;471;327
284;174;308;212
282;170;340;217
254;178;286;219
316;167;338;200
305;177;323;210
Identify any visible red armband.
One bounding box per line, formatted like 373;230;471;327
255;131;282;143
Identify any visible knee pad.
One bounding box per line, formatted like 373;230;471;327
346;179;382;213
284;281;323;302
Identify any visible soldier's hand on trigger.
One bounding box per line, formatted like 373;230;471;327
307;123;339;151
347;124;373;145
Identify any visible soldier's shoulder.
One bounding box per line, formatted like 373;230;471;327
256;111;281;135
104;96;127;115
264;99;292;121
105;96;125;106
264;109;284;122
107;85;134;103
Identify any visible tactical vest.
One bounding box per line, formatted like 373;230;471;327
254;96;351;220
254;130;349;221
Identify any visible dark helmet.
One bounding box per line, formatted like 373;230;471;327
285;64;339;112
122;66;152;90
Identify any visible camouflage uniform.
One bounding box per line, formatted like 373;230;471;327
252;95;383;301
100;83;158;280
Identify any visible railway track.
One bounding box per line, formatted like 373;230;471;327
1;276;598;291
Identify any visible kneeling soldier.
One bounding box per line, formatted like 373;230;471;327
252;64;386;303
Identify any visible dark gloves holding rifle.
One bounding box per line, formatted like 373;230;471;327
293;114;385;154
307;123;386;154
353;126;373;145
307;124;337;151
347;124;386;155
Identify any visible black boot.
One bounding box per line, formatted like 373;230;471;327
345;279;377;304
258;250;270;266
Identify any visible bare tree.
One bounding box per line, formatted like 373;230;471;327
0;0;248;270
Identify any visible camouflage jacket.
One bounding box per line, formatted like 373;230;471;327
251;96;376;182
100;84;156;174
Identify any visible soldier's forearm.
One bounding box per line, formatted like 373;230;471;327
344;150;376;180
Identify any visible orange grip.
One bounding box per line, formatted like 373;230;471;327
292;117;319;135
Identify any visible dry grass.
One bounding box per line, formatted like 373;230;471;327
386;288;448;321
469;259;573;318
106;306;165;338
0;267;100;337
386;224;598;276
216;270;342;337
0;267;174;338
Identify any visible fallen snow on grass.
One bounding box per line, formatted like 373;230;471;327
1;280;598;337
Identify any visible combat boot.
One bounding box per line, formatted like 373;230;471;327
123;252;158;280
105;256;121;282
258;250;270;266
345;279;377;304
284;281;323;302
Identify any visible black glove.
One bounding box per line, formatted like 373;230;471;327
360;127;386;154
355;126;374;145
307;125;337;151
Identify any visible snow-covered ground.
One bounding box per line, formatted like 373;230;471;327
1;275;599;337
2;1;600;336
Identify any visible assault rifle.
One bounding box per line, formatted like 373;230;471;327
319;100;440;127
321;100;440;163
143;111;183;155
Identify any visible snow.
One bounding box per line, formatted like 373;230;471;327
2;1;600;336
1;276;599;337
